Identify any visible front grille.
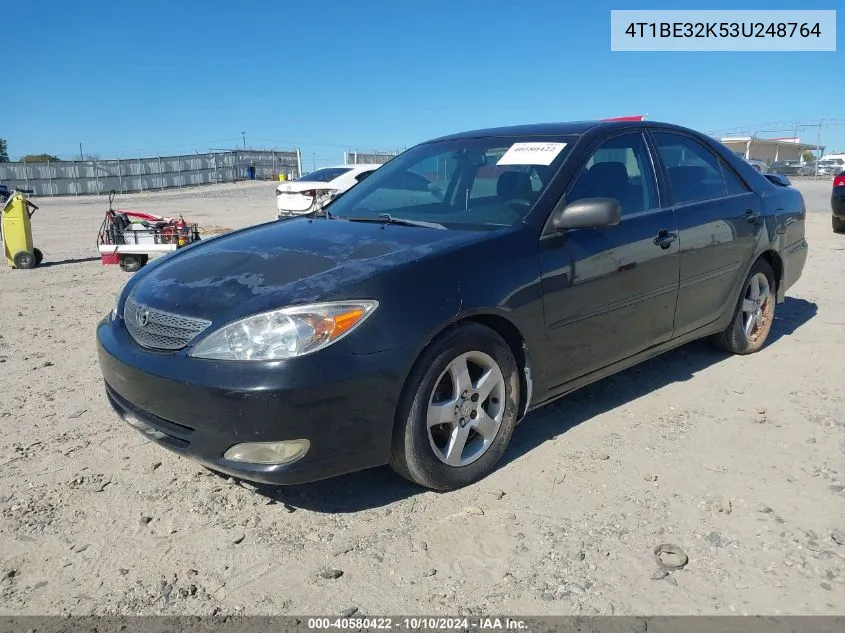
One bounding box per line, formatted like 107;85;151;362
124;294;211;350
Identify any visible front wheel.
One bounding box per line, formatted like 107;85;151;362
712;258;776;355
13;251;36;270
390;322;520;491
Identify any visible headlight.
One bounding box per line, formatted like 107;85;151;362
189;300;378;361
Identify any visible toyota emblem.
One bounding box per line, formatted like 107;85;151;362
136;307;149;328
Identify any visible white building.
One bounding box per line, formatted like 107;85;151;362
718;136;824;164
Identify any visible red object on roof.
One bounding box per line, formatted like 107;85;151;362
602;115;646;122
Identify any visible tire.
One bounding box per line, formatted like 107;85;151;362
13;251;36;270
120;254;148;272
390;322;520;491
711;258;776;355
833;216;845;233
33;248;43;266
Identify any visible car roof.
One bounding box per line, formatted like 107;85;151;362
424;120;702;143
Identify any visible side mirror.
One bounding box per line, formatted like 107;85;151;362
550;197;621;231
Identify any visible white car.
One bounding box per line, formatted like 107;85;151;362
744;158;768;173
817;157;845;177
275;164;381;218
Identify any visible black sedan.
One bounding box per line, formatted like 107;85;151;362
832;171;845;233
97;120;809;491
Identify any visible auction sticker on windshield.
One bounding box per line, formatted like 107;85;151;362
497;142;567;166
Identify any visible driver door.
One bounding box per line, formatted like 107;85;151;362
538;131;681;391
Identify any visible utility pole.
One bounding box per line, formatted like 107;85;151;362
312;152;316;171
79;142;84;161
241;132;246;149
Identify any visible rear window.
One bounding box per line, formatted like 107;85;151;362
296;167;352;183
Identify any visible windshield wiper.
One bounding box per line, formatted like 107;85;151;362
344;213;446;230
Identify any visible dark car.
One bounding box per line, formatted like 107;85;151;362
770;161;802;176
96;120;809;491
832;171;845;233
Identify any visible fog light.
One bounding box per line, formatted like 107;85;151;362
223;439;310;465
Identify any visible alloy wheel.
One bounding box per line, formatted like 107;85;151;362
741;272;772;341
426;351;506;467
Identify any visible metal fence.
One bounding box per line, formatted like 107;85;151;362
344;149;404;165
0;149;302;197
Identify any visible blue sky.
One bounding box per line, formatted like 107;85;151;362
3;0;843;166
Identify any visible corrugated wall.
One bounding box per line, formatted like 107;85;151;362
344;150;403;165
0;150;301;196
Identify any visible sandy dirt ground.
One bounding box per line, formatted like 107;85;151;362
0;180;843;616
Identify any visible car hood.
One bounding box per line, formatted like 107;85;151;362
126;218;477;322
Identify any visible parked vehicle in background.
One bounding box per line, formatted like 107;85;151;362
832;171;845;233
275;164;381;219
798;163;817;176
743;158;768;173
817;157;845;177
770;161;802;176
97;119;809;491
0;183;9;202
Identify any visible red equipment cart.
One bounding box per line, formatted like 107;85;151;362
97;191;201;272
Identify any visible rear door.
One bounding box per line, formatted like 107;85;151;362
648;130;764;337
539;130;680;390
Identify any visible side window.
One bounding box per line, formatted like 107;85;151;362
567;133;658;215
354;170;373;183
720;160;748;196
652;132;729;204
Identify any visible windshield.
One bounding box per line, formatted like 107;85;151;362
297;167;352;183
325;135;577;230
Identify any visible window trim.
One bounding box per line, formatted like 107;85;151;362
562;128;663;218
718;157;750;195
646;129;753;207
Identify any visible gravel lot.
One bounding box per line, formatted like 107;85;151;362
1;179;843;616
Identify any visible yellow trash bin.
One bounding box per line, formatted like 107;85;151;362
2;190;43;269
278;173;287;182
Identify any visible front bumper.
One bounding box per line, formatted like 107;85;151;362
276;208;312;218
96;316;408;485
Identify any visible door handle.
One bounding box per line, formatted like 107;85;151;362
744;209;760;223
653;229;677;249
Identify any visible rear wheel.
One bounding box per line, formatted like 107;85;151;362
390;322;520;491
711;258;776;355
120;254;148;272
33;248;43;266
833;216;845;233
13;251;36;270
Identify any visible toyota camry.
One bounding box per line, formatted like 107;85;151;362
97;120;808;491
